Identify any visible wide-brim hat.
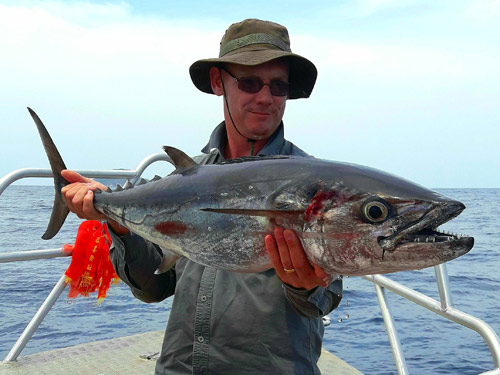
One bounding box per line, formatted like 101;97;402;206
189;19;317;100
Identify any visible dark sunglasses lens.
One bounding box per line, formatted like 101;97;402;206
269;81;289;96
237;77;289;96
238;78;263;93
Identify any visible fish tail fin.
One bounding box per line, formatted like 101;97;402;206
28;107;70;239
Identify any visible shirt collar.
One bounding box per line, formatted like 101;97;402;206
201;121;286;157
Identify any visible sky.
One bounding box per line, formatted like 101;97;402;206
0;0;499;187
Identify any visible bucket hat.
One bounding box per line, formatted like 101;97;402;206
189;18;317;99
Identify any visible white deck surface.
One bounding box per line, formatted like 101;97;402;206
0;330;363;375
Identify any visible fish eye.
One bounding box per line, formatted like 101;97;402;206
362;198;391;223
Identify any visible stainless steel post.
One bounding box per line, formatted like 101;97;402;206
434;264;453;310
375;284;409;375
3;274;68;362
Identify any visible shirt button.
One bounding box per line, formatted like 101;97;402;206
201;296;207;302
197;336;204;343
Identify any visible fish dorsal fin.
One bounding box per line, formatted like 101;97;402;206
163;146;196;169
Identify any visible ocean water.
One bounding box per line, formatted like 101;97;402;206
0;186;499;374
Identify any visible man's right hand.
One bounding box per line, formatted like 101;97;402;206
61;170;130;235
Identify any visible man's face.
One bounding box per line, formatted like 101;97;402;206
218;60;288;141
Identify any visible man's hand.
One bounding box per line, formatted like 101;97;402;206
265;228;330;290
61;170;129;235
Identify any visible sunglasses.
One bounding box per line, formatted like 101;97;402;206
221;67;290;97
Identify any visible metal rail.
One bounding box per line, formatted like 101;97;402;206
1;153;171;363
1;155;500;374
362;267;500;375
0;247;69;263
0;153;172;196
1;248;73;362
4;274;68;362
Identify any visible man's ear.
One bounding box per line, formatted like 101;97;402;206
209;66;224;96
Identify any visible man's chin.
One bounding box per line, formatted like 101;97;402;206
243;121;280;140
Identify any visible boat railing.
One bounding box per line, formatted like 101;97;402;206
0;153;173;197
1;154;500;375
361;269;500;375
0;153;173;363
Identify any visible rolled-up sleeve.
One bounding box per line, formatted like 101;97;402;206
108;230;176;303
282;278;343;318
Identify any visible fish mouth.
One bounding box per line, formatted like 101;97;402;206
400;228;463;244
379;201;473;251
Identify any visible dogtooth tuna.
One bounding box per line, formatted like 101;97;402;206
29;107;474;276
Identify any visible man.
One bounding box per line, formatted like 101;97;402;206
62;19;342;375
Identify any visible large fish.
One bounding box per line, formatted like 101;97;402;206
29;107;473;276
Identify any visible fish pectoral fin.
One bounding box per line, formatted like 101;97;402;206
200;208;304;218
163;146;196;169
154;248;182;274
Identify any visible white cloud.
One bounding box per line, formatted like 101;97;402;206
294;35;499;87
347;0;425;18
0;2;221;75
0;1;223;125
0;2;225;177
0;1;499;187
464;0;500;21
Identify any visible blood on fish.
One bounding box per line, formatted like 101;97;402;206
304;191;337;222
155;221;187;236
304;190;355;222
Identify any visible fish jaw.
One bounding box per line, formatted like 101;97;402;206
379;200;466;251
378;236;474;274
375;199;474;273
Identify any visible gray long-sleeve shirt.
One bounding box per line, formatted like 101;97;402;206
109;122;342;375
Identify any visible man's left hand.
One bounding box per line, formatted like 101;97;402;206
265;228;330;290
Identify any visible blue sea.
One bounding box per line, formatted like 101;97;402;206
0;186;499;374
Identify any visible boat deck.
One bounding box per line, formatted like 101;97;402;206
0;330;363;375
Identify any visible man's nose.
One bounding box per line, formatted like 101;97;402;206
254;84;274;103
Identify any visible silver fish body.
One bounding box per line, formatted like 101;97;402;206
30;108;473;276
94;154;473;276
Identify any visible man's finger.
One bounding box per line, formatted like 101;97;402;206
61;169;93;184
265;235;279;265
313;263;328;280
82;190;105;220
265;234;286;278
266;233;300;285
284;230;328;288
275;228;295;272
283;229;313;279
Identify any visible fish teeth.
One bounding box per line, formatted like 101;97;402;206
114;184;123;192
152;175;162;181
137;178;148;185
